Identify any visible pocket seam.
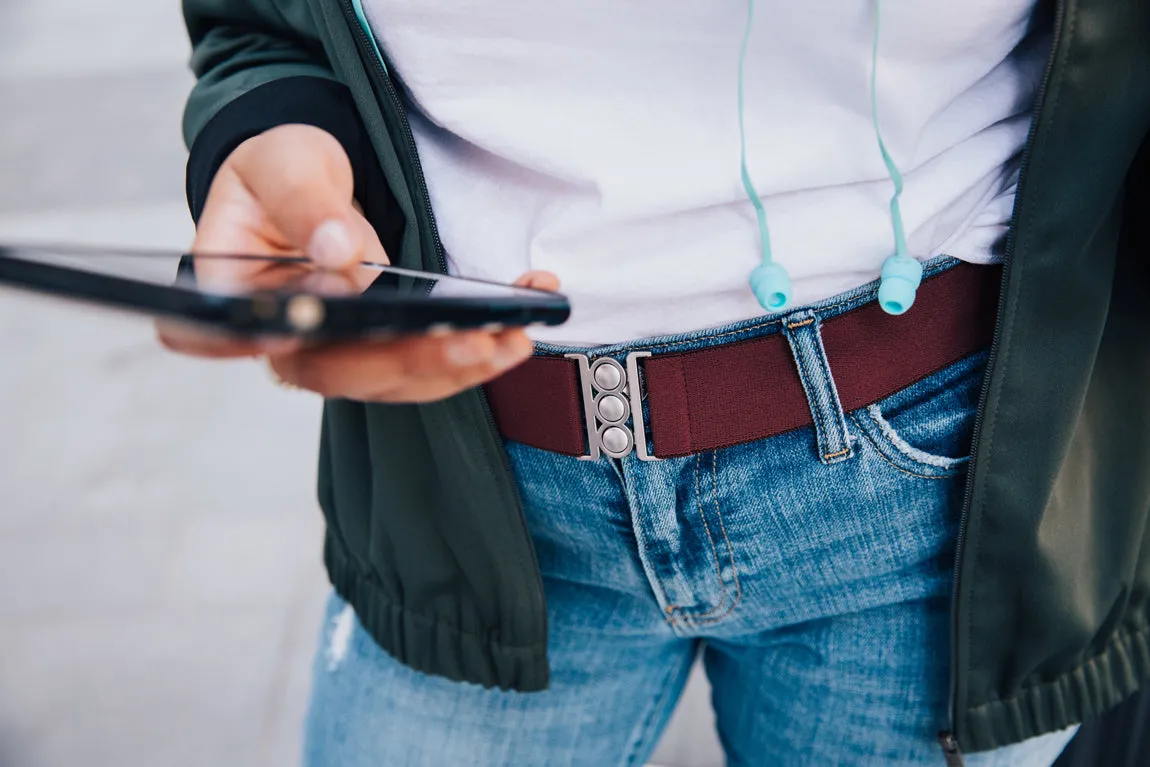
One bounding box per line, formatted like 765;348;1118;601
851;407;969;479
864;404;967;470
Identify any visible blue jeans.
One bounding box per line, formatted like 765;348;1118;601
304;263;1077;766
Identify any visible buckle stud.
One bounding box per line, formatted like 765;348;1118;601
565;352;659;461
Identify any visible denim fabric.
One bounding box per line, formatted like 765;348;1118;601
304;261;1078;766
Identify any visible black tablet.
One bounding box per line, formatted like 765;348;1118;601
0;243;570;338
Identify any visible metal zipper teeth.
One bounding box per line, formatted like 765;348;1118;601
945;0;1067;740
340;0;448;280
338;0;550;632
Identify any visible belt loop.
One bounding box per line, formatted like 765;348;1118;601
781;309;855;465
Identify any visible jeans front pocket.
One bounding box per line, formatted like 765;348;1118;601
851;351;988;479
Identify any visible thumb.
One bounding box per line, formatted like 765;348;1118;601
230;124;364;269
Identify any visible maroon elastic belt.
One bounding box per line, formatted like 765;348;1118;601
485;264;1000;460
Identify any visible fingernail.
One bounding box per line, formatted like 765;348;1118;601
446;338;491;366
309;220;357;268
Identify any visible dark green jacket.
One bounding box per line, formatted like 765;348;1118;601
181;0;1150;753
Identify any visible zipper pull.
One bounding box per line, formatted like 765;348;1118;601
937;731;965;767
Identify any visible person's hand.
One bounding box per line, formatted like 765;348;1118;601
158;123;557;402
157;124;383;358
265;269;557;403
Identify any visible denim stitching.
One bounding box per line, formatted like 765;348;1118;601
851;413;963;481
643;293;865;353
687;450;743;626
630;488;687;627
617;457;685;625
864;405;963;469
643;317;783;353
808;316;854;461
641;290;897;354
853;406;969;475
784;317;832;461
669;453;732;623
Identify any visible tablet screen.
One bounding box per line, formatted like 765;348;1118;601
0;244;552;303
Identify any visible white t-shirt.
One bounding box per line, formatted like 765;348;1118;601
362;1;1048;344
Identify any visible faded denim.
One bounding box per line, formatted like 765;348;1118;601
304;261;1077;766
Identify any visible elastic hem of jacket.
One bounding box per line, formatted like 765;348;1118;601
961;620;1150;751
322;532;551;693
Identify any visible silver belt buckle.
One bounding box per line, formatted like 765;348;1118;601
565;351;660;462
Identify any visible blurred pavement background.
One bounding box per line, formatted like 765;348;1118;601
0;1;721;765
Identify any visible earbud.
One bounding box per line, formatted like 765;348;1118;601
877;254;922;316
739;0;792;314
869;0;920;317
750;261;792;312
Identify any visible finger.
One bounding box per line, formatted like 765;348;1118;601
377;331;535;403
269;329;532;401
229;125;364;269
272;330;498;396
311;331;532;403
192;164;295;290
193;198;384;296
513;270;561;291
290;269;361;297
156;320;301;359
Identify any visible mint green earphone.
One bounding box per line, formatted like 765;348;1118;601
741;0;922;316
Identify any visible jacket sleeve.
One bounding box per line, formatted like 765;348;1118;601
182;0;335;146
180;0;401;248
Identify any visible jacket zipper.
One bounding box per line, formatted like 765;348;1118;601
337;0;551;645
938;731;965;767
339;0;448;279
941;0;1066;759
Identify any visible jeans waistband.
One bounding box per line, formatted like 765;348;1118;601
487;256;997;460
534;255;964;360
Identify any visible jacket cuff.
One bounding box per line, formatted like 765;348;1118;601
183;75;405;283
185;75;391;225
